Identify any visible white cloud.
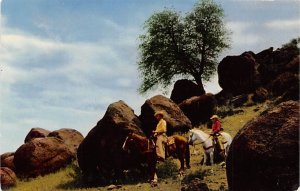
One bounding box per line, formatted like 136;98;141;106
226;21;261;47
265;18;300;30
0;26;147;153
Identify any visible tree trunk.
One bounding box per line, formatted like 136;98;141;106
194;75;206;95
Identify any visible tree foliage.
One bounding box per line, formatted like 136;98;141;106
282;37;300;54
138;0;231;94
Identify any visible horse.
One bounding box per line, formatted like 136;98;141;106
122;132;190;184
188;129;232;165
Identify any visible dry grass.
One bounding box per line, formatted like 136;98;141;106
9;102;271;191
221;101;271;137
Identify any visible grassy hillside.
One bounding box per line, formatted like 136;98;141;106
9;102;270;191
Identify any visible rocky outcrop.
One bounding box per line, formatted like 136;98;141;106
0;167;17;189
256;46;298;86
218;53;256;96
0;152;15;171
48;128;84;157
270;72;299;101
170;79;205;104
252;87;269;103
77;100;144;183
179;93;217;125
217;46;299;104
14;137;73;178
24;127;50;143
139;95;192;136
226;100;299;191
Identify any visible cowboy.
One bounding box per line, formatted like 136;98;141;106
210;115;224;151
152;110;167;161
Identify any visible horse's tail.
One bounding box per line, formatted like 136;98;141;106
185;142;191;168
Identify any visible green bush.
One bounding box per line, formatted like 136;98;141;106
156;158;178;179
182;169;207;184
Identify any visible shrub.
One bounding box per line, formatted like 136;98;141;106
156;158;178;179
181;169;207;184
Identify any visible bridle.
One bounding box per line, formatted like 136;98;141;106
122;136;129;151
190;131;213;151
122;134;155;153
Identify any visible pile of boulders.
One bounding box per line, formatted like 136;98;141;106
0;127;83;189
77;97;193;184
216;46;299;105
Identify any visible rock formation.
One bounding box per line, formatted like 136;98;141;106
0;167;17;189
48;128;84;157
226;100;299;191
14;137;73;178
77;100;144;183
170;79;205;104
24;127;50;143
139;95;192;136
179;93;217;125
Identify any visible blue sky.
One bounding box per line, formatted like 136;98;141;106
1;0;299;153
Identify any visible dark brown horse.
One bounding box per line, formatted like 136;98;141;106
122;132;190;183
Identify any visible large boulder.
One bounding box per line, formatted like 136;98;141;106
14;137;73;178
226;100;299;191
48;128;84;157
214;90;234;105
179;93;217;126
77;100;144;182
256;46;299;86
218;53;256;95
170;79;205;104
139;95;192;137
0;167;17;189
270;72;299;101
24;127;50;143
0;152;15;171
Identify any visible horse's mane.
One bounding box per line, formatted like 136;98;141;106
191;129;209;140
171;134;187;142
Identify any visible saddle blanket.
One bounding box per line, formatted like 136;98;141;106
166;137;175;145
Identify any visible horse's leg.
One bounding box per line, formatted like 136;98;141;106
153;173;158;182
227;144;230;156
150;166;158;187
209;149;214;165
178;155;185;172
225;143;229;157
148;153;158;185
203;152;207;165
185;144;191;169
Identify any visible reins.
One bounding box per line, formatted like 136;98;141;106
191;132;214;151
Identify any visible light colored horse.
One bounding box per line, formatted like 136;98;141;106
188;129;232;165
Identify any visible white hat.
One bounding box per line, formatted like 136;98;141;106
154;110;165;117
210;115;219;119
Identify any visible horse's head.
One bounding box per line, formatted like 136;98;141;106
122;133;134;152
188;130;196;145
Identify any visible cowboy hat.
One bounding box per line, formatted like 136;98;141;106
210;115;219;119
154;110;165;117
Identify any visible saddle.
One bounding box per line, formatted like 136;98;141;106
165;137;176;158
212;134;226;150
166;137;175;146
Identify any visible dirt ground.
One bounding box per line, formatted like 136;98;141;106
97;143;229;191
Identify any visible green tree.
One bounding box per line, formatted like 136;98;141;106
138;0;231;94
282;37;300;52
